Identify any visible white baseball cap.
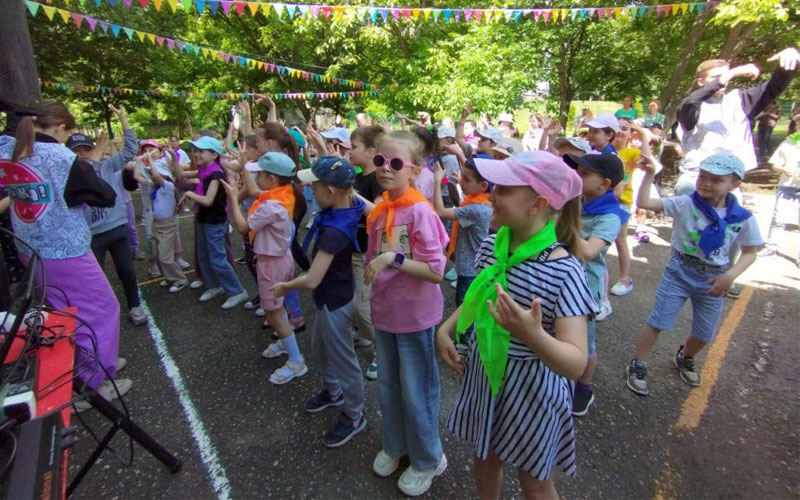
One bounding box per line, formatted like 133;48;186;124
437;125;456;139
584;114;620;132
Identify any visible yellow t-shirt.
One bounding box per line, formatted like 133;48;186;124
618;147;641;207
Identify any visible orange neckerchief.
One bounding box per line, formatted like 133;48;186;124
247;184;295;243
366;187;431;244
446;192;492;259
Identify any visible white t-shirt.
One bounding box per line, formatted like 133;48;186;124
769;140;800;188
663;194;763;267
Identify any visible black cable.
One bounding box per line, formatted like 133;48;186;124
0;428;17;482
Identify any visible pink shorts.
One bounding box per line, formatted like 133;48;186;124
256;253;294;312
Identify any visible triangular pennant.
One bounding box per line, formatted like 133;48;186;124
245;1;256;15
400;9;411;20
514;9;522;22
696;3;704;12
152;0;162;10
260;3;270;15
432;9;441;21
99;20;109;32
680;3;689;13
234;2;245;16
552;9;559;21
672;4;680;15
123;0;132;6
220;1;232;15
56;8;69;23
195;0;205;13
155;35;165;46
182;0;192;12
146;33;156;44
25;1;40;17
474;10;483;22
85;16;97;30
333;6;344;20
167;0;178;12
167;38;175;50
411;8;420;20
391;9;399;22
273;3;284;17
379;9;389;21
614;7;622;18
322;6;331;19
504;10;513;21
208;0;219;14
201;47;210;57
464;9;473;21
138;0;148;7
257;61;264;69
123;27;134;38
368;7;377;21
70;13;83;28
541;9;550;21
423;9;432;20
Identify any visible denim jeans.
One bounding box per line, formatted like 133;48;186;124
196;222;244;297
374;327;443;471
455;275;475;307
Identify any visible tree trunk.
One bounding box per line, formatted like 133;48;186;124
718;22;756;60
657;8;711;133
556;23;586;128
102;98;114;139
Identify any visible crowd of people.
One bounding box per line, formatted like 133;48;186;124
1;46;799;498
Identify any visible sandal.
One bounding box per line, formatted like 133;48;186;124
269;360;308;385
261;340;286;359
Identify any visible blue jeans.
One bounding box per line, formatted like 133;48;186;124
196;222;243;297
374;327;443;471
455;275;475;307
303;185;318;215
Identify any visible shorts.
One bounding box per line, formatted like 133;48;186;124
618;202;632;226
256;253;294;312
646;254;725;343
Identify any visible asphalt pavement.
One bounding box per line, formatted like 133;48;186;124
67;190;800;500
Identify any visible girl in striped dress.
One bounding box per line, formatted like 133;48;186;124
436;151;596;499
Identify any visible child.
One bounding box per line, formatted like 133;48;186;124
584;114;619;154
349;125;386;380
273;156;367;447
563;153;625;417
626;153;763;396
65;105;147;326
762;110;800;261
364;130;449;497
476;127;504;158
432;159;492;306
409;126;438;203
147;150;188;292
223;151;307;385
179;136;248;310
436;151;594;499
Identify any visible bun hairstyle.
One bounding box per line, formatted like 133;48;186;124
12;101;76;162
376;130;425;166
351;125;385;150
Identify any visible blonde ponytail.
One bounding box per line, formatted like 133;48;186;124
555;197;583;260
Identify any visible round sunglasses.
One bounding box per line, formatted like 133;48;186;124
372;153;417;171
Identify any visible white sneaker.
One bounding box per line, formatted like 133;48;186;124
262;339;287;358
199;287;225;302
255;307;265;317
159;279;168;287
222;291;249;310
450;280;457;289
269;359;308;385
128;306;148;326
372;450;400;477
596;297;612;322
176;258;191;270
189;280;205;289
169;281;189;293
147;266;162;278
73;378;133;413
444;268;458;281
397;454;448;497
610;279;634;296
116;357;127;372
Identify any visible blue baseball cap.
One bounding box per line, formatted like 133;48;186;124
297;156;356;189
246;152;297;177
189;136;224;156
699;152;745;179
320;127;351;143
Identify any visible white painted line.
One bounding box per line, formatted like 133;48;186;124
138;296;232;500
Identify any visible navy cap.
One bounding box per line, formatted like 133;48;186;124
297;156;356;189
563;152;625;188
66;133;94;150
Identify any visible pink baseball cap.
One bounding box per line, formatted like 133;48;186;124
474;151;583;210
138;139;162;152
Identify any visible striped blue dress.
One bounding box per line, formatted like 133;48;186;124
446;237;597;480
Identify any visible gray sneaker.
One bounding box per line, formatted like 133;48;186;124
674;345;701;387
626;359;649;396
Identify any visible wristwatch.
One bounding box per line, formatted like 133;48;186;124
392;248;405;269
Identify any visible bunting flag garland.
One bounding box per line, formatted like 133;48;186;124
41;81;383;100
38;0;718;23
25;1;382;90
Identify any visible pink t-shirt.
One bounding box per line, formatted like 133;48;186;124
366;201;449;333
247;200;293;257
415;167;435;204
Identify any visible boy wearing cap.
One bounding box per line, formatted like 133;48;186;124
475;127;504;158
223;152;305;384
67;105;148;326
584;114;620;155
273;157;368;447
627;152;763;396
564;153;625;417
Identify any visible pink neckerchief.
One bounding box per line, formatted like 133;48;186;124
195;161;223;196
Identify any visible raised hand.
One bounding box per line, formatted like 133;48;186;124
767;47;800;71
460;104;474;121
487;284;544;343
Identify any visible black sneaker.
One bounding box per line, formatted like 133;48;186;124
304;390;344;414
323;413;366;448
626;359;649;396
571;387;595;417
674;345;702;387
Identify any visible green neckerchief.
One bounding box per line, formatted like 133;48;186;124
456;221;557;396
788;133;800;146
